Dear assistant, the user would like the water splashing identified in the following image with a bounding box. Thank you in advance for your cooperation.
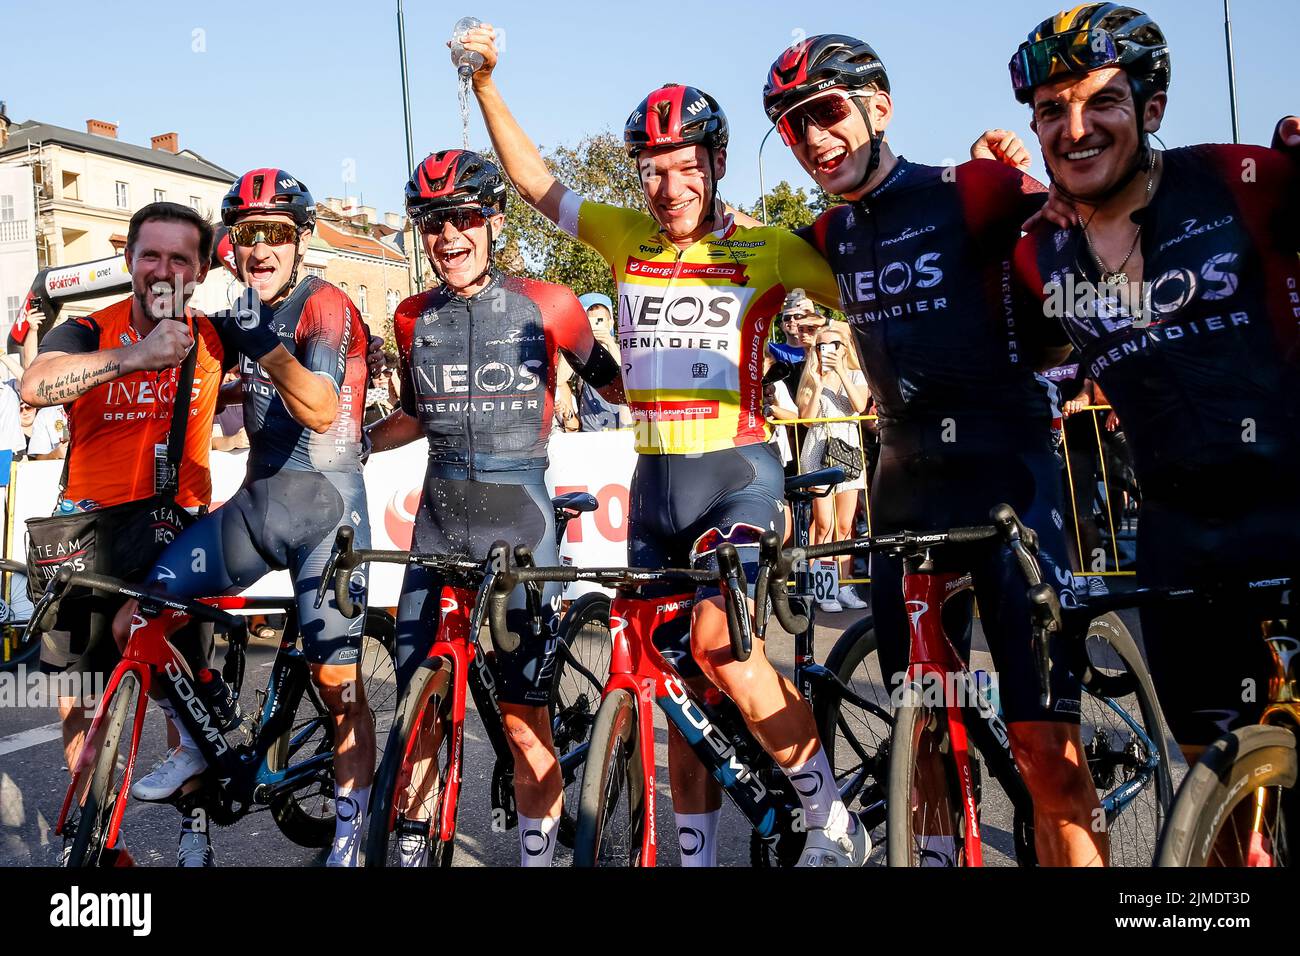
[458,70,472,150]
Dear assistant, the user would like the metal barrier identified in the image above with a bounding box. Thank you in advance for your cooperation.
[771,406,1138,586]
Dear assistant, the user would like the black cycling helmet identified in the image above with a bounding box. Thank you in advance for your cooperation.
[1009,3,1170,105]
[763,34,889,123]
[762,34,890,197]
[405,149,507,228]
[623,84,729,159]
[406,150,508,292]
[1010,5,1170,202]
[221,168,316,228]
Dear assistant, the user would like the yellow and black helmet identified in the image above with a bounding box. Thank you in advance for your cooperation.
[1009,4,1170,104]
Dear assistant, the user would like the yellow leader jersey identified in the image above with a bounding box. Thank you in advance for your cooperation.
[558,193,839,455]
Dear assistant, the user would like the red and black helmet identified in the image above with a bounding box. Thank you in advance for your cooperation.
[623,84,729,159]
[763,34,889,124]
[405,149,507,227]
[221,168,316,228]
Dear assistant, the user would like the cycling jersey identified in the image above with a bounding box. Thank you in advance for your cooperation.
[223,276,369,475]
[557,192,838,455]
[1016,142,1300,743]
[1014,144,1300,493]
[800,158,1056,452]
[36,299,227,509]
[392,271,603,480]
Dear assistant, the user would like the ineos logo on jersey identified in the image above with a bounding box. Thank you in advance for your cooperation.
[619,289,739,330]
[412,361,542,395]
[837,252,943,304]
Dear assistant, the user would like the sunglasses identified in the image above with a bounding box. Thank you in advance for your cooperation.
[1008,28,1122,96]
[775,90,862,147]
[416,207,490,235]
[229,221,300,247]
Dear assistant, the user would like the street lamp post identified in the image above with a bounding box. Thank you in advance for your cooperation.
[757,125,777,225]
[1223,0,1241,144]
[397,0,423,291]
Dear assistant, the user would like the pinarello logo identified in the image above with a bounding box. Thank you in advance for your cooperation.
[905,599,929,630]
[383,487,421,548]
[610,616,628,641]
[440,596,459,614]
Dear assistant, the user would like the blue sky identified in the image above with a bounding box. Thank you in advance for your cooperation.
[2,0,1295,216]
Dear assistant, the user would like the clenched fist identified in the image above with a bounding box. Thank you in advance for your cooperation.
[128,318,193,372]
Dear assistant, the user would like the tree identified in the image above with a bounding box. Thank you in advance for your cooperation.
[743,180,841,230]
[488,131,643,301]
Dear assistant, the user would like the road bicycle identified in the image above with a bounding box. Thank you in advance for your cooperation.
[322,493,609,866]
[763,504,1173,867]
[27,566,397,866]
[1031,574,1296,867]
[496,470,887,866]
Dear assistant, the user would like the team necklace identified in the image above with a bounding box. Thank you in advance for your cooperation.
[1076,150,1157,287]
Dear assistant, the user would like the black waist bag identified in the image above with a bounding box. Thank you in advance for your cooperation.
[25,320,199,602]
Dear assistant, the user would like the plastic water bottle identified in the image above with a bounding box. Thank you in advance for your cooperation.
[196,667,242,731]
[451,16,485,76]
[57,499,76,515]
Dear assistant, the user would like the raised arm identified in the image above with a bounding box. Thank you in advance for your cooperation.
[461,23,570,224]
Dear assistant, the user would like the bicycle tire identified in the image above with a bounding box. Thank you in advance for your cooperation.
[66,672,138,867]
[573,688,645,867]
[886,692,1036,866]
[551,591,611,849]
[1077,612,1174,866]
[364,658,456,868]
[752,617,892,867]
[0,620,39,673]
[270,614,398,848]
[1156,724,1297,867]
[814,617,892,835]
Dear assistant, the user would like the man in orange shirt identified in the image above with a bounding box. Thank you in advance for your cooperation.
[22,201,229,865]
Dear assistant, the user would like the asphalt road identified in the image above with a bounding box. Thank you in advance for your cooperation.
[0,601,1178,868]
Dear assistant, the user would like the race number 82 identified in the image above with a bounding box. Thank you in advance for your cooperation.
[811,560,840,602]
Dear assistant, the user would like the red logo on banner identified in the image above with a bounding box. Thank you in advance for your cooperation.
[384,487,421,548]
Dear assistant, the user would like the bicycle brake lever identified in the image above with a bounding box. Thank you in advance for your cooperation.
[1026,583,1061,709]
[716,543,753,662]
[315,526,354,610]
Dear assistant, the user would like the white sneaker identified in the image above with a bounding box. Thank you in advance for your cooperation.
[837,586,868,610]
[797,820,871,867]
[818,597,844,614]
[130,746,207,802]
[1087,575,1110,598]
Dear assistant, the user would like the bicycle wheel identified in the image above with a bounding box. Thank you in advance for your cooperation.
[887,691,1035,867]
[574,688,645,867]
[0,620,38,672]
[551,591,611,848]
[815,617,892,839]
[66,672,139,867]
[270,614,398,848]
[365,658,456,868]
[1077,612,1174,866]
[1157,725,1296,867]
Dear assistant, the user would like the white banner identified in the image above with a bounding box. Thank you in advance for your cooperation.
[7,431,638,607]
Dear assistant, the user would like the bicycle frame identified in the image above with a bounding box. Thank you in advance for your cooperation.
[55,595,319,849]
[603,591,797,867]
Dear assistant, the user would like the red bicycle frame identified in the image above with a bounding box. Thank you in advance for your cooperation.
[55,596,258,850]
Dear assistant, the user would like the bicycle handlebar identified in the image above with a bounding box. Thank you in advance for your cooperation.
[26,564,252,691]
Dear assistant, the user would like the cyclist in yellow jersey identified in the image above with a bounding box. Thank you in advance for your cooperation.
[461,24,867,866]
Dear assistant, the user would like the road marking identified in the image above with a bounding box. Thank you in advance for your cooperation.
[0,722,62,757]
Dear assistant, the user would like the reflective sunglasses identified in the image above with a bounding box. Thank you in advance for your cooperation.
[416,207,490,235]
[229,221,300,247]
[1009,28,1121,97]
[775,90,862,147]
